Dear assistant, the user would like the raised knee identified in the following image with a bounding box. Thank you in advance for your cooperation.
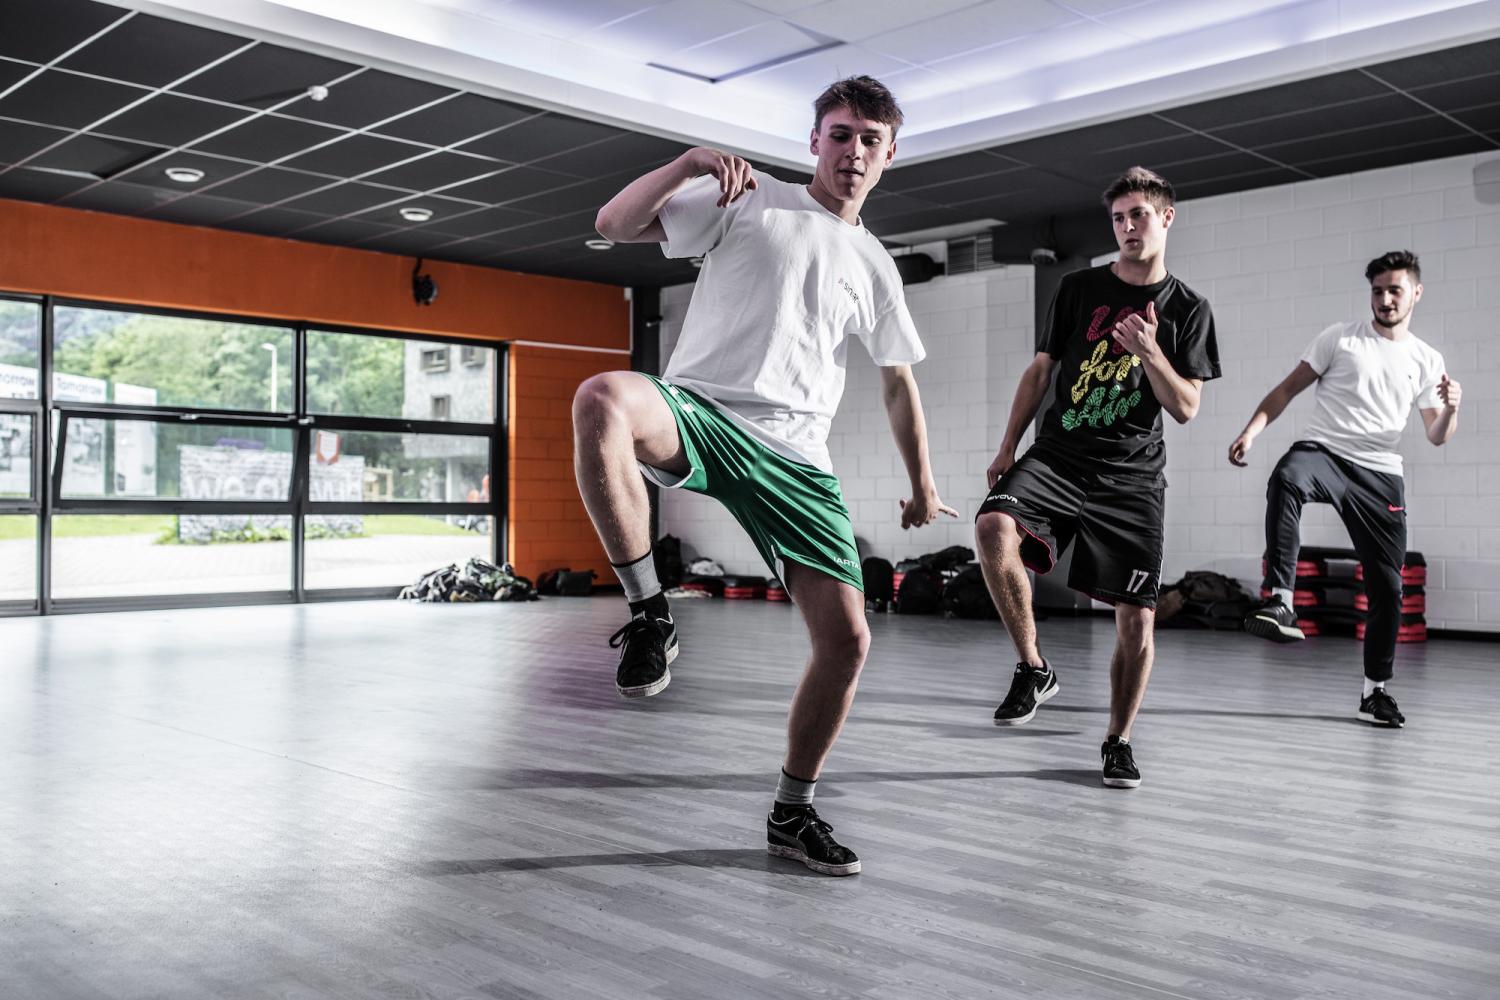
[572,373,627,429]
[976,511,1021,558]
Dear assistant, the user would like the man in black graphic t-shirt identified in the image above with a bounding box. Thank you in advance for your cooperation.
[975,166,1220,789]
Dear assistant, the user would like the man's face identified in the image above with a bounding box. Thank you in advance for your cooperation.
[1110,192,1173,262]
[1370,269,1422,328]
[810,107,895,203]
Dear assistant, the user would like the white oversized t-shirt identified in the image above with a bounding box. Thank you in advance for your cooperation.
[657,172,925,472]
[1300,320,1445,475]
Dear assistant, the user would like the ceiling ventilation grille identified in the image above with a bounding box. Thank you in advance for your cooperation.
[946,232,1002,275]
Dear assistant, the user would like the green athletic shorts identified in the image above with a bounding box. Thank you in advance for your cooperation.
[639,375,863,592]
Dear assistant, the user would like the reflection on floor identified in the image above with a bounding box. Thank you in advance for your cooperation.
[3,597,1497,999]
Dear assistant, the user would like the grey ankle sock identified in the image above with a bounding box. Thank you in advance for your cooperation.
[774,768,816,807]
[611,551,660,604]
[1271,587,1294,607]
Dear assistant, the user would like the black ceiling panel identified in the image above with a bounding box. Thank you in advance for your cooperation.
[0,166,95,202]
[1363,37,1500,90]
[63,179,181,214]
[441,165,576,205]
[172,43,358,108]
[350,193,483,228]
[1137,150,1279,187]
[530,131,691,179]
[877,151,1015,193]
[0,59,34,92]
[501,173,632,218]
[357,228,474,258]
[222,206,332,237]
[857,191,943,226]
[114,149,258,190]
[0,118,69,164]
[1297,134,1492,178]
[26,133,160,178]
[0,0,126,63]
[456,113,621,164]
[1264,114,1472,167]
[1210,94,1430,148]
[281,181,409,216]
[1173,165,1306,200]
[997,115,1189,166]
[281,133,424,177]
[371,92,537,146]
[58,13,249,88]
[0,70,144,129]
[481,209,599,249]
[418,205,547,238]
[189,114,347,163]
[1452,103,1500,133]
[207,166,337,204]
[1164,71,1391,131]
[290,69,456,130]
[95,93,249,148]
[362,151,507,193]
[296,217,402,245]
[1407,75,1500,113]
[757,165,815,185]
[146,194,261,226]
[896,172,1034,207]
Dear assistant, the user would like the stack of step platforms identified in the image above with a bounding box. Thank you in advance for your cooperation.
[1260,547,1426,642]
[722,575,767,600]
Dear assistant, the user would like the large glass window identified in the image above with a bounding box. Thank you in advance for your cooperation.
[50,513,291,599]
[1,413,32,499]
[307,330,495,422]
[0,299,41,400]
[57,418,295,501]
[0,515,36,603]
[309,429,488,504]
[303,514,493,590]
[52,306,293,412]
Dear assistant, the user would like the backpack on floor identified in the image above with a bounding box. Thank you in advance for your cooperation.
[919,545,975,574]
[896,566,943,615]
[653,534,685,589]
[1158,570,1254,629]
[861,557,895,611]
[940,564,999,620]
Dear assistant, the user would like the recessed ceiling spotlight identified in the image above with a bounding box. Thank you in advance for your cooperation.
[399,206,434,222]
[307,85,329,102]
[584,237,614,251]
[164,166,204,183]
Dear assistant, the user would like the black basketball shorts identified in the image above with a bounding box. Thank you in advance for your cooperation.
[976,448,1165,608]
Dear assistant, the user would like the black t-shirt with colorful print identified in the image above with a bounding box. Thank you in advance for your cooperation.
[1035,264,1220,483]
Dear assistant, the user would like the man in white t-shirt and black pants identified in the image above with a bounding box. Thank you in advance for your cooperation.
[573,77,956,876]
[1229,251,1461,727]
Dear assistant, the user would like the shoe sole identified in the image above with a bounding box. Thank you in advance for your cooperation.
[616,639,679,699]
[1356,710,1404,727]
[766,843,861,876]
[1102,775,1142,788]
[993,679,1059,726]
[1245,614,1305,643]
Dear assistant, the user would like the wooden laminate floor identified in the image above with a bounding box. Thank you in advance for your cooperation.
[2,597,1497,1000]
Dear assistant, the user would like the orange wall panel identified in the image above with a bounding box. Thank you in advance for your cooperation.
[0,198,628,349]
[508,345,625,584]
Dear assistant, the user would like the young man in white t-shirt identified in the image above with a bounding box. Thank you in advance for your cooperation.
[572,77,956,876]
[1228,251,1461,727]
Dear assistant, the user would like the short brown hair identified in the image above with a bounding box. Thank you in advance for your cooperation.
[813,76,903,138]
[1366,249,1421,284]
[1102,166,1175,214]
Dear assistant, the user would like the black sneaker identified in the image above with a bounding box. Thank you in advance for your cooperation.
[608,612,678,698]
[992,662,1059,726]
[1357,688,1405,728]
[1244,597,1305,643]
[1101,736,1141,788]
[766,806,861,876]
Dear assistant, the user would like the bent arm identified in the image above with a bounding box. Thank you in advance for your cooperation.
[594,156,699,243]
[998,352,1058,456]
[1140,354,1203,424]
[1240,361,1320,439]
[1421,405,1458,445]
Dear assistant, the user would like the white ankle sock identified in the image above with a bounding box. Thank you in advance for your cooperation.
[1271,587,1294,607]
[1363,678,1384,698]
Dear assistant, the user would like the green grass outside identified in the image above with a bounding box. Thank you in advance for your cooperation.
[0,513,475,541]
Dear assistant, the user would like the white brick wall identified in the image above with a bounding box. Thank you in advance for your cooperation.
[656,266,1034,574]
[1165,151,1500,633]
[657,150,1500,631]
